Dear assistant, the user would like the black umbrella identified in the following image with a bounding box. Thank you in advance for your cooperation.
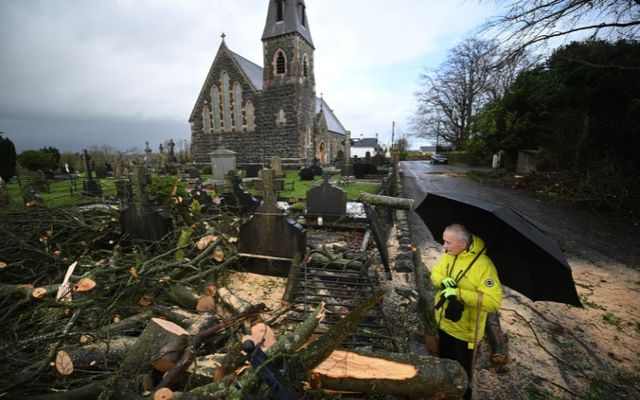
[415,192,582,307]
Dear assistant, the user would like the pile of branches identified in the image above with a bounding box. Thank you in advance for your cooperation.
[0,202,467,399]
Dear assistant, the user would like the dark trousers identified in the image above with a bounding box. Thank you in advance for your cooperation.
[439,329,473,399]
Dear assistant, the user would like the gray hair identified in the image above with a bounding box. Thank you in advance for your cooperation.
[445,223,471,245]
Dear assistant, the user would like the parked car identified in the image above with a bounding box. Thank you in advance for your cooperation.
[431,153,448,164]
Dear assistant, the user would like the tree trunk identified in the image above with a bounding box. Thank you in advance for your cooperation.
[412,247,439,355]
[119,318,189,387]
[216,287,252,315]
[167,284,200,311]
[486,312,508,365]
[309,349,467,398]
[67,336,136,370]
[357,192,414,210]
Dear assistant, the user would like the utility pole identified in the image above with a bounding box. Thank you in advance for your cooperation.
[391,121,395,151]
[435,121,440,153]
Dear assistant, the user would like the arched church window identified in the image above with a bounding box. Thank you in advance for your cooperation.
[246,101,255,131]
[302,54,309,78]
[221,71,232,131]
[210,85,221,132]
[233,83,243,130]
[201,102,211,133]
[275,50,286,75]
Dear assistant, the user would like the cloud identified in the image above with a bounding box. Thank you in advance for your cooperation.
[0,0,501,151]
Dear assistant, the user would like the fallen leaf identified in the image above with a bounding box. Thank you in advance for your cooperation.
[55,350,73,375]
[0,261,7,269]
[228,236,238,244]
[113,314,121,323]
[130,266,138,279]
[139,296,152,306]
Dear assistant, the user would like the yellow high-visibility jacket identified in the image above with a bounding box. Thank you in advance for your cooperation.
[431,235,502,348]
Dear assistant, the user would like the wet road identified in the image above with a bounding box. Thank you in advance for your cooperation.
[400,160,640,267]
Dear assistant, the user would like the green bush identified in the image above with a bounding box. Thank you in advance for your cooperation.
[0,134,17,182]
[447,151,491,167]
[18,148,61,171]
[146,176,188,206]
[201,165,212,175]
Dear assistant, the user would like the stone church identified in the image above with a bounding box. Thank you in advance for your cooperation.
[189,0,347,166]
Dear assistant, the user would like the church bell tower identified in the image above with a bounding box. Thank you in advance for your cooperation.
[259,0,316,161]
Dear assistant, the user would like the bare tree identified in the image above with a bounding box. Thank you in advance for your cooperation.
[414,38,499,149]
[482,0,640,55]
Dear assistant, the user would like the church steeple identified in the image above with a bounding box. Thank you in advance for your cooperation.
[262,0,314,48]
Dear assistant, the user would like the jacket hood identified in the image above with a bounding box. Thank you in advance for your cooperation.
[461,234,486,257]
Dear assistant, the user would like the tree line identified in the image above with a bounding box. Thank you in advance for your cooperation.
[413,1,640,215]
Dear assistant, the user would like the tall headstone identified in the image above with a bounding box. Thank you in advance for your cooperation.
[81,150,102,196]
[343,130,352,176]
[305,176,347,218]
[165,139,178,174]
[0,177,9,206]
[210,146,237,180]
[238,169,306,276]
[120,165,173,241]
[271,156,283,177]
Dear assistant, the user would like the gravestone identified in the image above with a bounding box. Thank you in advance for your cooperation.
[364,203,393,279]
[343,130,352,176]
[305,176,347,218]
[81,150,102,196]
[95,165,108,179]
[0,177,9,206]
[271,156,283,177]
[120,165,173,242]
[165,139,179,175]
[372,153,386,166]
[309,164,323,176]
[238,169,306,276]
[188,167,201,179]
[210,147,236,180]
[115,179,133,201]
[221,175,260,215]
[299,167,314,181]
[244,164,261,178]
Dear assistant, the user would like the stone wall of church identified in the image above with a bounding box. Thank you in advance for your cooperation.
[190,49,262,164]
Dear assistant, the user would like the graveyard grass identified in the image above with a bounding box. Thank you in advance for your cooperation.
[3,170,379,208]
[4,176,117,207]
[250,170,381,201]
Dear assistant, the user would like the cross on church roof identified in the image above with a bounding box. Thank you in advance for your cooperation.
[221,32,226,41]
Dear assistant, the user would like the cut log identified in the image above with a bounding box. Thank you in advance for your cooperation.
[154,388,175,400]
[95,310,153,337]
[196,295,215,312]
[240,323,276,351]
[486,312,509,365]
[309,349,467,398]
[216,287,252,315]
[157,303,266,390]
[168,284,200,311]
[299,291,384,371]
[357,192,414,210]
[68,336,137,371]
[119,318,189,385]
[74,278,96,293]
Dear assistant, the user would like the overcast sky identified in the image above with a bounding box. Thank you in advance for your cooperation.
[0,0,503,153]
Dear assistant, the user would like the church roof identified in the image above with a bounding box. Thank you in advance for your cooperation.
[353,138,378,147]
[262,0,314,48]
[227,49,346,136]
[230,50,264,90]
[315,97,346,135]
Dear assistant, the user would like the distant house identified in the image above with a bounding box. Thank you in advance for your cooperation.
[352,137,378,159]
